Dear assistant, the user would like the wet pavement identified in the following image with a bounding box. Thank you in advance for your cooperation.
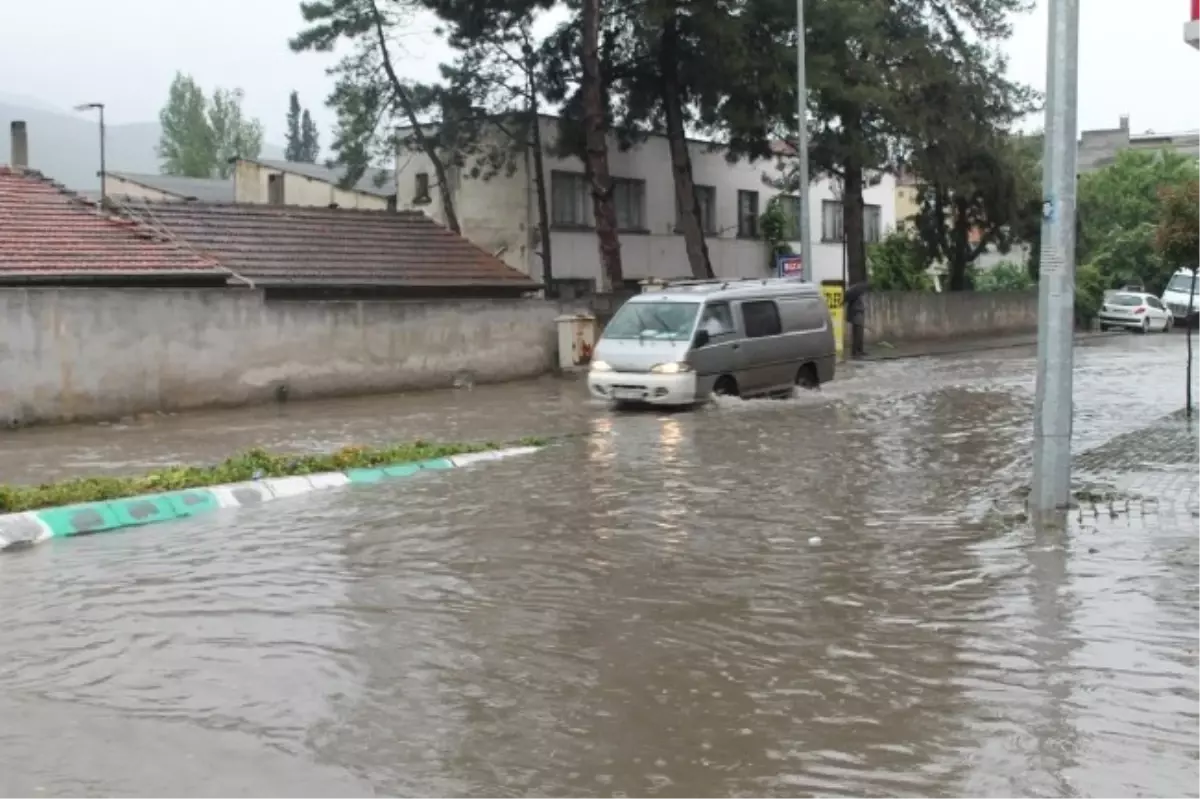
[0,333,1196,797]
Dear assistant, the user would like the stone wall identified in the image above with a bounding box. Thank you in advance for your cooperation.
[864,290,1038,345]
[0,288,561,425]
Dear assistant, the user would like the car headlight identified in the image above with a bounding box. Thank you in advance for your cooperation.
[590,360,613,372]
[650,362,693,374]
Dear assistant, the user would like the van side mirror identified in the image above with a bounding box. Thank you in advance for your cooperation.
[693,329,711,349]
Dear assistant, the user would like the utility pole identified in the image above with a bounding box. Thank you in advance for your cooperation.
[795,0,814,283]
[74,102,106,203]
[1030,0,1081,518]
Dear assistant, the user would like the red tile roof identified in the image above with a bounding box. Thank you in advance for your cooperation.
[110,199,540,292]
[0,167,226,281]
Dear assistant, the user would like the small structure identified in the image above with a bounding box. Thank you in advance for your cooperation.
[232,158,396,211]
[104,171,234,204]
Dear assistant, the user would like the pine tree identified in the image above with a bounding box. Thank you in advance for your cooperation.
[299,109,320,163]
[285,90,303,162]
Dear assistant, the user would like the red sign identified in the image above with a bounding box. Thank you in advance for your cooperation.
[1193,0,1198,21]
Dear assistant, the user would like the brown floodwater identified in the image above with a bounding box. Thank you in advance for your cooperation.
[0,334,1196,797]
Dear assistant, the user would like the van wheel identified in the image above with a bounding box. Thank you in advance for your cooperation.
[712,375,739,398]
[795,363,819,390]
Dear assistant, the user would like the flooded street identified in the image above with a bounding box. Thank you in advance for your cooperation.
[0,334,1196,797]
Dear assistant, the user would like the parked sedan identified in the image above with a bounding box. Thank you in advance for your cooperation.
[1098,292,1173,333]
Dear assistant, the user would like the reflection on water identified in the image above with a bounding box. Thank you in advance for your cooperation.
[0,335,1195,797]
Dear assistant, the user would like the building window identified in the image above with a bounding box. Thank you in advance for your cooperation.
[413,172,431,204]
[553,172,645,231]
[737,190,759,238]
[612,177,645,231]
[676,185,717,235]
[779,195,803,239]
[551,171,591,227]
[741,300,782,338]
[821,200,883,243]
[267,173,284,205]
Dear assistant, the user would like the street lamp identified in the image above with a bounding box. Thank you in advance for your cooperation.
[74,102,106,202]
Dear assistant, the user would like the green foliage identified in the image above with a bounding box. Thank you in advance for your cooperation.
[868,228,932,291]
[1074,262,1107,326]
[158,72,263,178]
[1155,178,1199,270]
[759,196,794,272]
[285,91,321,163]
[0,438,546,514]
[1077,149,1199,294]
[975,260,1034,292]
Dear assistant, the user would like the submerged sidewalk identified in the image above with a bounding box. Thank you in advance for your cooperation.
[855,330,1119,362]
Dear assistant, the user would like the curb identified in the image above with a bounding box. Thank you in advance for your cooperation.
[856,331,1120,363]
[0,445,541,551]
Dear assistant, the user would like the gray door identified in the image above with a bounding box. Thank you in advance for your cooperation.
[688,301,740,392]
[735,299,787,394]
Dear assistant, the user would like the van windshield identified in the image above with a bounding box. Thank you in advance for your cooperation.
[604,301,699,341]
[1166,273,1198,295]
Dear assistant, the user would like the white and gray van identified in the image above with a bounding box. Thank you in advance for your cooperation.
[1161,267,1198,323]
[587,277,836,407]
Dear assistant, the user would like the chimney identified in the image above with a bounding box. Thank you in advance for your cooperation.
[10,120,27,169]
[1119,114,1130,132]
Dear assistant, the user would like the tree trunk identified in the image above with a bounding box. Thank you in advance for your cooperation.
[660,15,713,280]
[367,0,460,234]
[843,158,867,285]
[527,79,554,294]
[947,199,972,291]
[580,0,623,292]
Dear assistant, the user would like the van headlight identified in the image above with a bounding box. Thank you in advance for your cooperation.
[650,362,693,374]
[590,360,613,372]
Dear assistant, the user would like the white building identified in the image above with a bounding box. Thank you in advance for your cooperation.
[395,116,895,291]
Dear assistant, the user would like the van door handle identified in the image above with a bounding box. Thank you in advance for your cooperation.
[731,343,740,350]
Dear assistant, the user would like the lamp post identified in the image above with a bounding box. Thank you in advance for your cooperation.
[795,0,814,282]
[74,102,106,202]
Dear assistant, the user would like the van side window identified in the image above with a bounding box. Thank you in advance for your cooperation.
[742,300,782,338]
[699,302,736,337]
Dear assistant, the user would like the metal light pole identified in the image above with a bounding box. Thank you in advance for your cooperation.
[795,0,814,282]
[74,102,106,202]
[1030,0,1081,518]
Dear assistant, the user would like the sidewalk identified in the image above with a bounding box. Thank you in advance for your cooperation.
[854,330,1118,362]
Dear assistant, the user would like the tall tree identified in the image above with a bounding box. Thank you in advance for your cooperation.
[159,74,263,179]
[300,109,321,162]
[291,0,461,233]
[579,0,624,291]
[285,90,304,161]
[423,0,557,288]
[208,88,264,178]
[906,52,1039,290]
[158,72,216,178]
[1155,178,1199,416]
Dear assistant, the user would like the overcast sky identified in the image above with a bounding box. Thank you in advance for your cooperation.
[3,0,1197,150]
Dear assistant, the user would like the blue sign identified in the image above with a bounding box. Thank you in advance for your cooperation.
[1042,195,1057,223]
[776,253,804,278]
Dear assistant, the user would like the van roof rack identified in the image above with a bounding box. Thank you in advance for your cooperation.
[641,276,808,292]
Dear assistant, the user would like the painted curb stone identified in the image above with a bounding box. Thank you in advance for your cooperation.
[0,446,539,551]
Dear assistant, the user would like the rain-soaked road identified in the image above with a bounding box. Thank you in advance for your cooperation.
[0,333,1196,797]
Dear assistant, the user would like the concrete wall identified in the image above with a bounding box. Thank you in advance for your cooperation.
[864,290,1037,345]
[396,117,897,286]
[233,161,389,210]
[0,289,561,425]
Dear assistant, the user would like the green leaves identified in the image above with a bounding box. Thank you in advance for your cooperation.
[286,90,321,163]
[1079,149,1199,293]
[156,72,264,179]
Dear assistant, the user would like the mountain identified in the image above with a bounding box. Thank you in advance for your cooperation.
[0,101,284,190]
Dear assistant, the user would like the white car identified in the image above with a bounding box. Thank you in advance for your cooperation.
[1097,291,1173,333]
